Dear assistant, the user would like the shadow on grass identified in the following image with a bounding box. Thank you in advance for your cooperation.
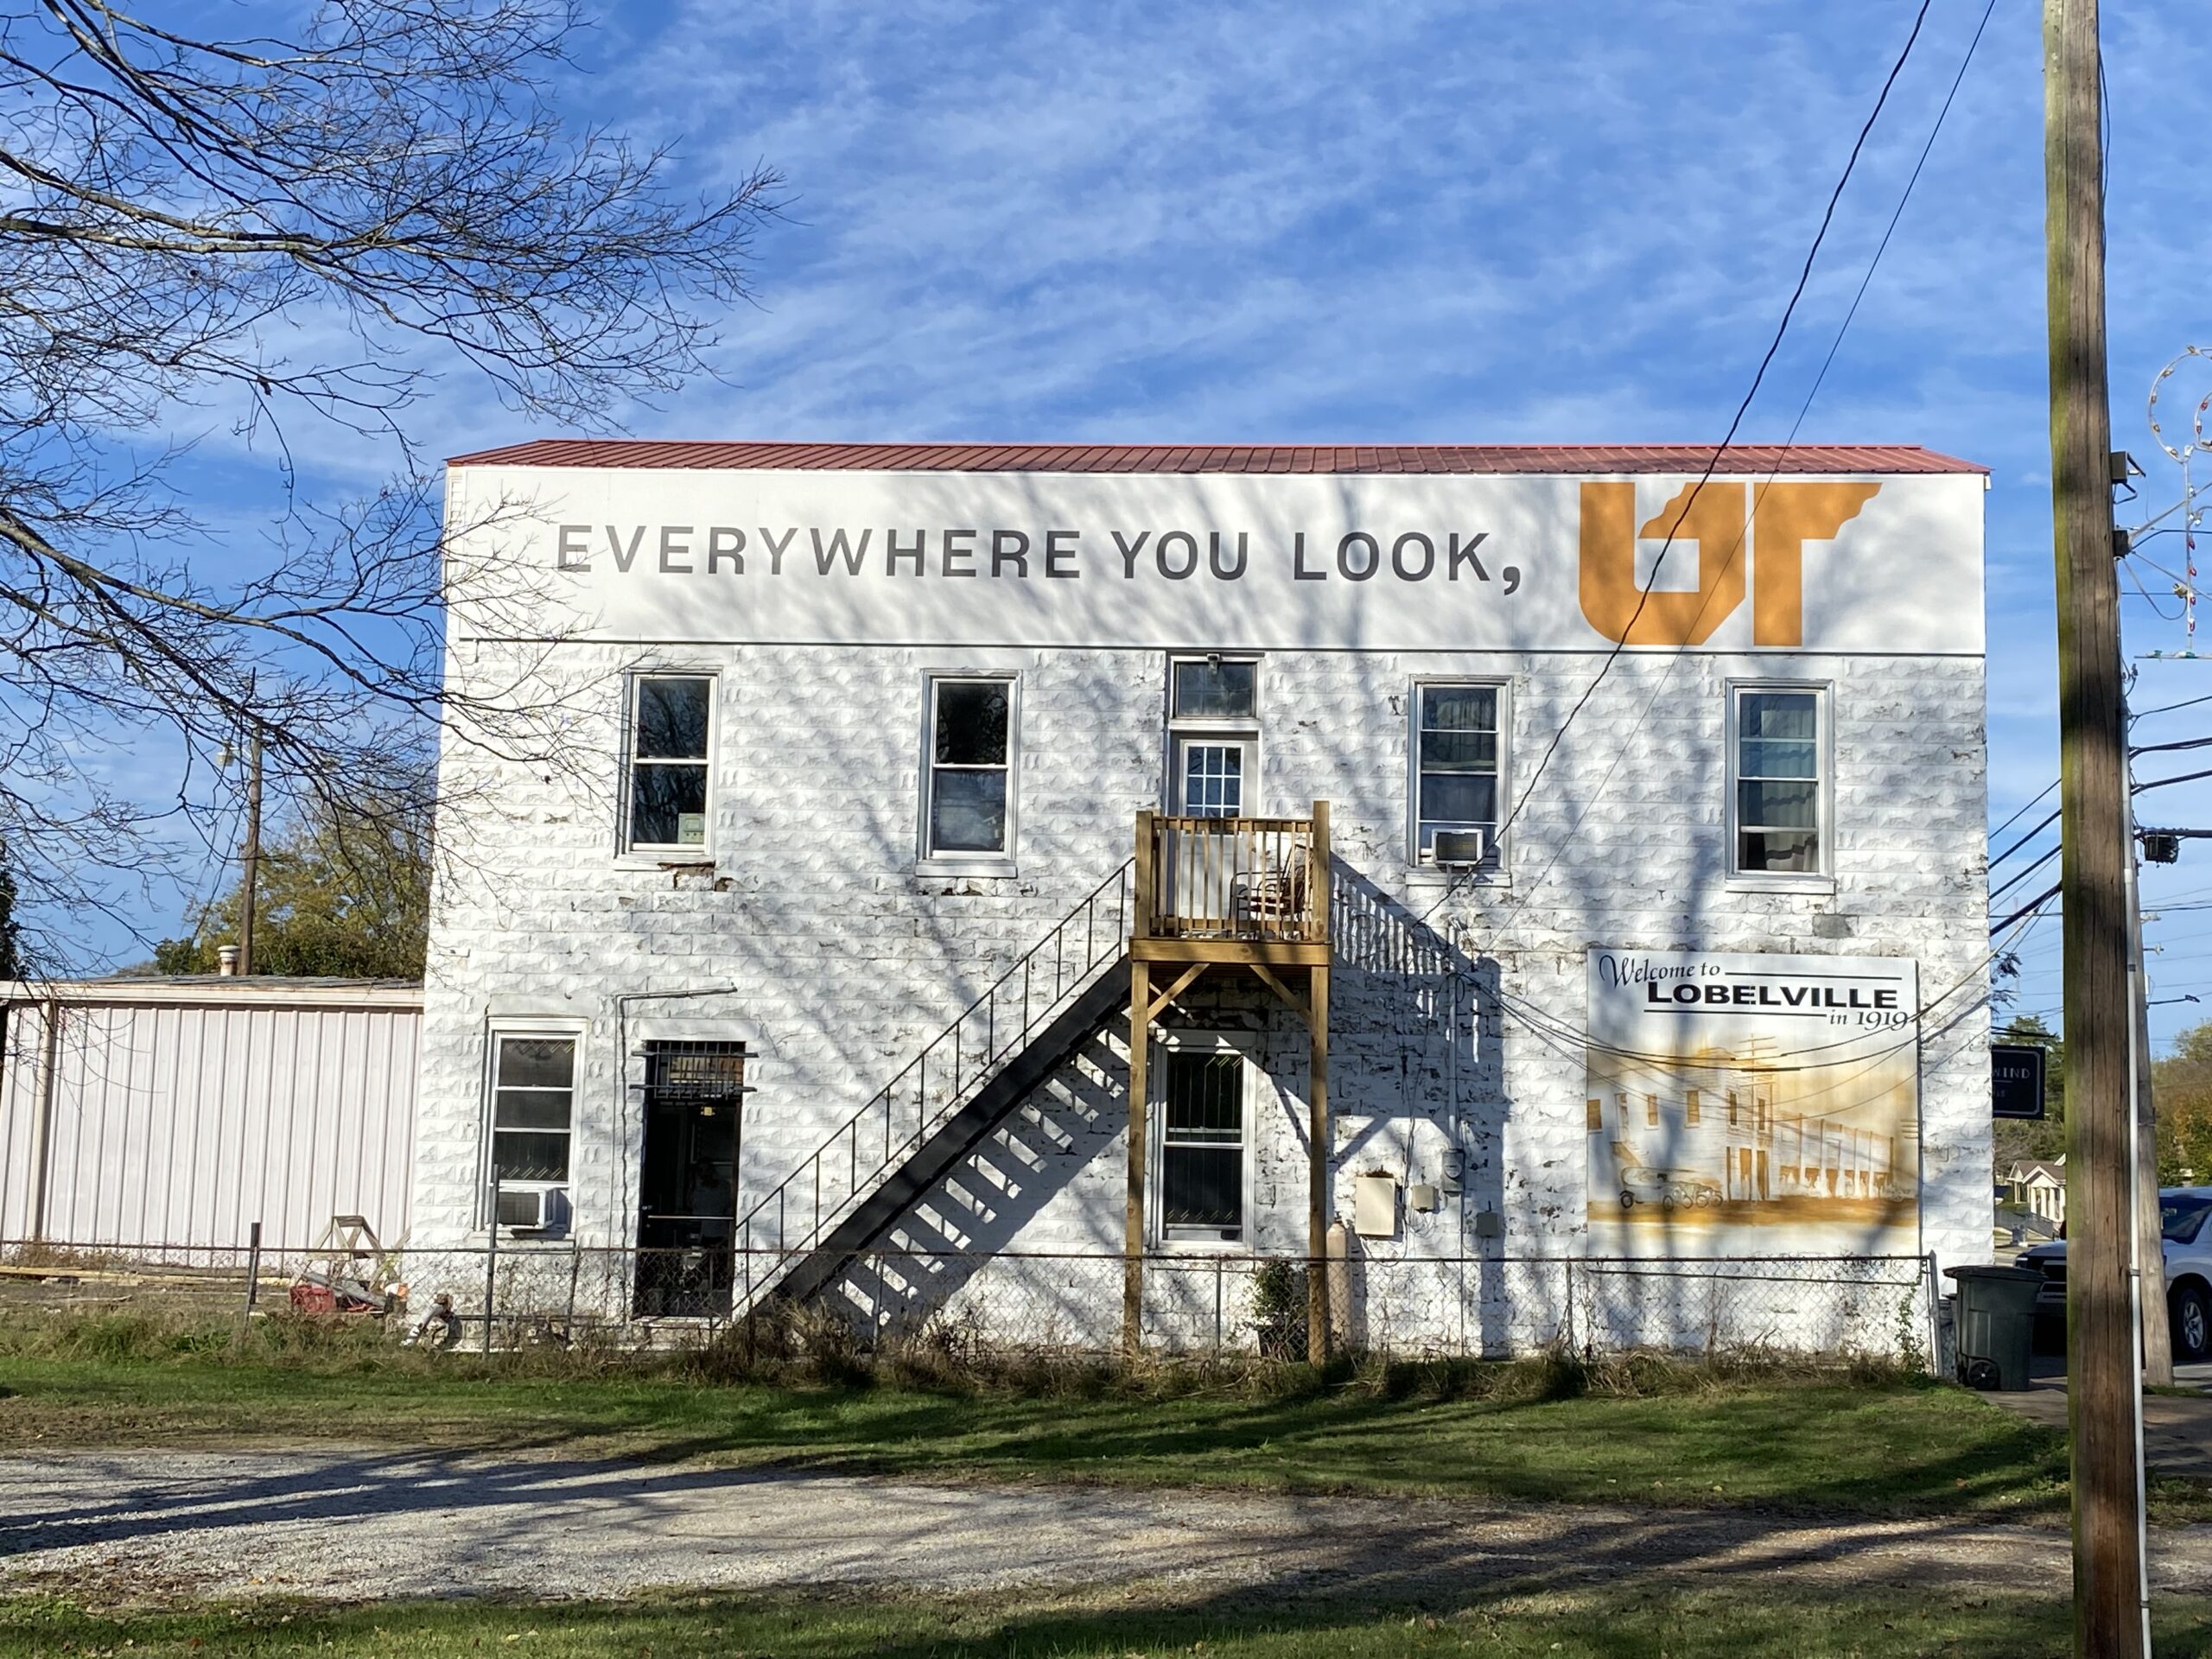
[0,1354,2144,1526]
[6,1579,2205,1659]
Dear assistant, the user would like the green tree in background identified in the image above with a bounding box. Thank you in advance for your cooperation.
[155,774,429,980]
[2154,1020,2212,1185]
[0,847,21,979]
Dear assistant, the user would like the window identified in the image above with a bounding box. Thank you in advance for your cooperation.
[1726,1089,1739,1128]
[1586,1096,1604,1132]
[1167,657,1259,818]
[1685,1088,1701,1126]
[1172,658,1257,722]
[1159,1045,1247,1242]
[628,676,712,851]
[1412,682,1503,865]
[1732,686,1826,875]
[1644,1094,1658,1128]
[489,1033,576,1187]
[923,675,1017,859]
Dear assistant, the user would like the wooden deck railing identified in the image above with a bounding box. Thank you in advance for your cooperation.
[1135,803,1330,945]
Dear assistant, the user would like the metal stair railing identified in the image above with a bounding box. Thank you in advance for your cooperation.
[735,860,1134,1308]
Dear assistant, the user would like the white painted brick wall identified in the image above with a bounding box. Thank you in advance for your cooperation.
[414,640,1990,1344]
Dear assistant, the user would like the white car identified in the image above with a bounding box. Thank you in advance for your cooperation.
[2015,1185,2212,1363]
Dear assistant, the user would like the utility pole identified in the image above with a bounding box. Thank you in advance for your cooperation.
[237,724,263,977]
[2044,3,2150,1653]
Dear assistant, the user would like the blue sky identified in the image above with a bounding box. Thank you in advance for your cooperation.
[105,1,2212,1047]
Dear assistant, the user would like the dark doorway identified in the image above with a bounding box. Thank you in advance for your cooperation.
[633,1042,747,1318]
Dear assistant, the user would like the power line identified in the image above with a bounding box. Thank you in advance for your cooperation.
[1413,0,1942,940]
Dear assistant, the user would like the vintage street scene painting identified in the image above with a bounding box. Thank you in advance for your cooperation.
[1586,949,1920,1255]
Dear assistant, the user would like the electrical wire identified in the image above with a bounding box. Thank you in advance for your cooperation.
[1412,0,1939,938]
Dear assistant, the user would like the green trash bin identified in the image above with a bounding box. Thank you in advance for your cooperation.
[1945,1264,2044,1391]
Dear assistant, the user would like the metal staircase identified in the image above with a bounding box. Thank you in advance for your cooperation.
[734,861,1134,1314]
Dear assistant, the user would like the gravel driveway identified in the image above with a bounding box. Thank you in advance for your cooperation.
[7,1448,2212,1605]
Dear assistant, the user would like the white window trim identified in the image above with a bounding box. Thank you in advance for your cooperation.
[1405,676,1511,878]
[1725,678,1836,893]
[916,670,1020,877]
[621,671,718,859]
[479,1020,585,1230]
[1165,654,1262,817]
[1147,1029,1259,1251]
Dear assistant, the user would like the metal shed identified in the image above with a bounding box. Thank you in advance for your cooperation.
[0,977,422,1255]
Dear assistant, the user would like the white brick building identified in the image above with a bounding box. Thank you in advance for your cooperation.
[413,442,1990,1354]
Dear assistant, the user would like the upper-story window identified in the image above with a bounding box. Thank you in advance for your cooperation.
[1731,685,1827,876]
[923,673,1018,861]
[628,675,713,852]
[1411,681,1504,867]
[1167,656,1259,818]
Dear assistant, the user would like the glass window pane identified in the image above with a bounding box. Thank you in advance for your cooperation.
[632,762,708,846]
[930,769,1007,852]
[1180,743,1243,817]
[1421,685,1497,733]
[1421,773,1497,826]
[637,677,711,760]
[1739,737,1816,779]
[1740,691,1816,742]
[933,680,1010,765]
[1162,1146,1242,1229]
[1739,779,1817,828]
[1420,729,1498,771]
[494,1088,572,1131]
[1739,829,1820,872]
[493,1129,570,1185]
[1172,660,1257,721]
[496,1038,575,1090]
[1166,1052,1243,1139]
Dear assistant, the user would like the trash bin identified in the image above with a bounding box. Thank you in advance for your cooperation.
[1944,1264,2044,1391]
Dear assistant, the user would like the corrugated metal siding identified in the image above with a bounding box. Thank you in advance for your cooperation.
[0,995,421,1250]
[444,439,1988,475]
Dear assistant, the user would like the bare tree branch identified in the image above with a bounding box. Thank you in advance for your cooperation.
[0,0,782,970]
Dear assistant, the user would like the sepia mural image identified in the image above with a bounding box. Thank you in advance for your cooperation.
[1585,949,1921,1255]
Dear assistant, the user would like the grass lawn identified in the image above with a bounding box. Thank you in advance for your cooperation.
[0,1344,2143,1522]
[4,1580,2211,1659]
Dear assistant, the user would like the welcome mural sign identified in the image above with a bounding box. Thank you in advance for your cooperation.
[1584,949,1921,1255]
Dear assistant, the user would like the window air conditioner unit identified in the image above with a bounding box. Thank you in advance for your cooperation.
[495,1185,554,1231]
[1432,830,1487,869]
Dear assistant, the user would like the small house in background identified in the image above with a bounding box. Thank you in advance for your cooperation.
[0,976,422,1257]
[2004,1158,2067,1233]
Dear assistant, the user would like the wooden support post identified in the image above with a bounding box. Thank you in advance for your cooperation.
[1125,956,1150,1354]
[1306,798,1332,1365]
[1307,961,1332,1366]
[2044,3,2149,1651]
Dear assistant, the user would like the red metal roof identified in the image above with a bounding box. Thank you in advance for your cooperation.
[445,440,1985,475]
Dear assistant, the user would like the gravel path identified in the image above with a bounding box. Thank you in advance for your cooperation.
[6,1448,2212,1606]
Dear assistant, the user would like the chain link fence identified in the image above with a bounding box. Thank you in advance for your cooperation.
[0,1236,1939,1368]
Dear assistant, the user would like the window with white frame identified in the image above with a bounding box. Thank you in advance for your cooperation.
[1411,682,1503,865]
[1158,1044,1248,1242]
[1166,657,1260,818]
[487,1033,576,1187]
[923,674,1016,859]
[628,675,713,851]
[1732,685,1826,874]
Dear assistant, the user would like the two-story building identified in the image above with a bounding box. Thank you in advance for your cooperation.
[411,441,1991,1355]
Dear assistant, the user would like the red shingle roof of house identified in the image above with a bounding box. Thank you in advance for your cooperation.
[446,441,1984,475]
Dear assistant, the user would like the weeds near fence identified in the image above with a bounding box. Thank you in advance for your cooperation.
[0,1294,1931,1411]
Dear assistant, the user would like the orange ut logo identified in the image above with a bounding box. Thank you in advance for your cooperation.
[1578,480,1879,646]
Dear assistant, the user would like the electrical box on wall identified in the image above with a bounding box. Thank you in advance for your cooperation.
[1353,1172,1399,1238]
[1408,1182,1440,1213]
